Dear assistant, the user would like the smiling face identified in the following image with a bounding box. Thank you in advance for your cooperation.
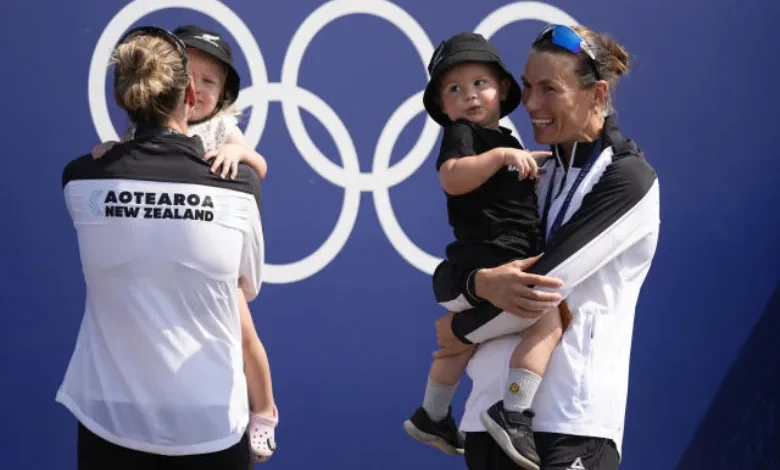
[438,62,510,129]
[521,50,607,146]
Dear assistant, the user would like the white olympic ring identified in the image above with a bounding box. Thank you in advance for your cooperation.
[89,0,580,284]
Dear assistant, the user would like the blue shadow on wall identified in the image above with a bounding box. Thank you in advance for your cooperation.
[676,283,780,469]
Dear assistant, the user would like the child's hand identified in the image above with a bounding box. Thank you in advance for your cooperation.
[205,143,269,181]
[92,141,118,160]
[503,148,551,180]
[204,143,246,180]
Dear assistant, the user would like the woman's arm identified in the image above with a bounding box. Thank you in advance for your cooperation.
[456,153,660,344]
[499,153,659,297]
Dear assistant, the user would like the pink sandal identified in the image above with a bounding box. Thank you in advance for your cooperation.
[248,407,278,462]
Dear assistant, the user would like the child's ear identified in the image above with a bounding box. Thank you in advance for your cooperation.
[499,78,511,101]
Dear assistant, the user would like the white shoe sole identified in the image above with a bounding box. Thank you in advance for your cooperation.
[403,420,464,456]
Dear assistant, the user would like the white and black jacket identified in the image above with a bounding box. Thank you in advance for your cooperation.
[456,116,661,457]
[57,130,264,456]
[450,116,659,344]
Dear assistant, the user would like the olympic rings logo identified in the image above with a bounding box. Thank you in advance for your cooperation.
[88,0,580,284]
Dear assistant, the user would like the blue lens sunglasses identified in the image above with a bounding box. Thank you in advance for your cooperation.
[533,24,601,80]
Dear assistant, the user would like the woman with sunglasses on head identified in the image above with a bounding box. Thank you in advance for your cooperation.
[57,26,263,469]
[433,25,660,470]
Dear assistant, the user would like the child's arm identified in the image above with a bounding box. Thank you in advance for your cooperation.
[238,287,275,417]
[436,121,549,195]
[204,129,267,180]
[92,125,136,160]
[224,130,267,179]
[439,147,506,195]
[92,141,118,160]
[439,147,550,195]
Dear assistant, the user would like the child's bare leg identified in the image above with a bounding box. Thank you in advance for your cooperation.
[504,306,563,412]
[423,345,475,420]
[243,336,275,415]
[404,323,471,455]
[479,305,569,468]
[430,345,475,385]
[238,288,275,416]
[238,289,279,461]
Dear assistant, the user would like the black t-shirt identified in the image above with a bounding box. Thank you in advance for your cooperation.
[436,119,541,268]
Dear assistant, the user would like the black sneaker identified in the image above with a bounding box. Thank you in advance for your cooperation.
[403,406,465,455]
[479,401,540,470]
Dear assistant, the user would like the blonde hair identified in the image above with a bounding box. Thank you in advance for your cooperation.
[111,34,190,127]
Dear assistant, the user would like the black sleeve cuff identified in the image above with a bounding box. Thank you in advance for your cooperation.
[463,269,485,305]
[450,313,474,345]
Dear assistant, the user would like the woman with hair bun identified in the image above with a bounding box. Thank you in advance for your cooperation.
[433,25,660,470]
[57,26,265,469]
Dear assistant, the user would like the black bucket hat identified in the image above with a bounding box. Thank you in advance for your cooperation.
[173,25,240,107]
[423,32,522,126]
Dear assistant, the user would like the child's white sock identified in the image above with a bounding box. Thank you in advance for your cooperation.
[422,377,457,422]
[504,368,541,412]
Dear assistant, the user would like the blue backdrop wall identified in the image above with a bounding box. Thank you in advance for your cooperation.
[0,0,778,469]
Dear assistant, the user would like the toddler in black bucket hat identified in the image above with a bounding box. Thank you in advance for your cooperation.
[404,32,565,470]
[423,32,522,126]
[173,25,241,113]
[94,25,267,180]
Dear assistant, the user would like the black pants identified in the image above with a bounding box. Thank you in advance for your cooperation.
[464,432,620,470]
[77,422,251,470]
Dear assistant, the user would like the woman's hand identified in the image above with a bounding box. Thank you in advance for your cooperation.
[474,255,564,318]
